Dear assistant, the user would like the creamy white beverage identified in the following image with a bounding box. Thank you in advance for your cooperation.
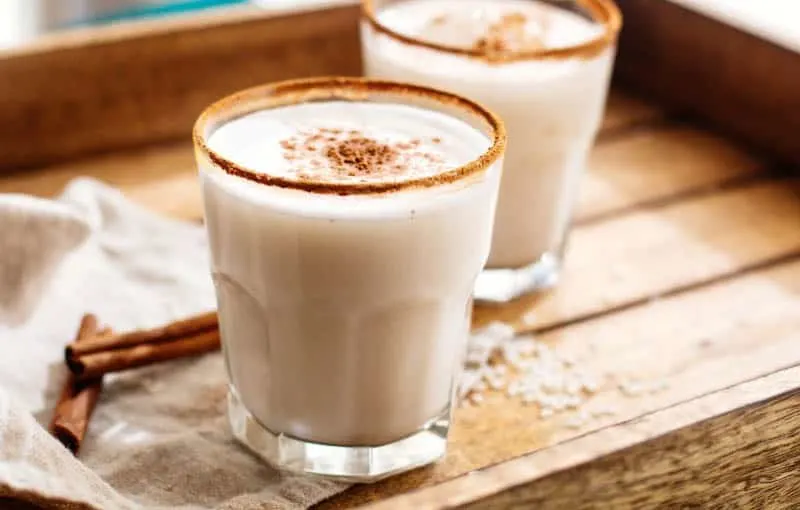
[193,79,505,480]
[362,0,621,301]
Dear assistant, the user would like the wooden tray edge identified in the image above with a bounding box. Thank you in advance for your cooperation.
[615,0,800,167]
[0,2,361,171]
[360,364,800,508]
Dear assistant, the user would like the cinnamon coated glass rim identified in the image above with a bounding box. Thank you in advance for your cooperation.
[193,76,506,196]
[361,0,623,63]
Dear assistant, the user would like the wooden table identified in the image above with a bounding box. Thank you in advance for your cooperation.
[1,3,798,507]
[3,87,798,509]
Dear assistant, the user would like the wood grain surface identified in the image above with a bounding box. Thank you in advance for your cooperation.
[459,388,800,510]
[475,179,800,331]
[598,90,662,135]
[580,124,767,222]
[4,87,798,509]
[319,257,800,508]
[363,366,800,510]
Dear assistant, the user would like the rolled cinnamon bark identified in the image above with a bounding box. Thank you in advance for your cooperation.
[65,311,218,359]
[50,314,107,454]
[68,329,221,381]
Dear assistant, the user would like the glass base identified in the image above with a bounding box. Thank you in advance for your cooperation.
[474,252,561,304]
[227,390,449,482]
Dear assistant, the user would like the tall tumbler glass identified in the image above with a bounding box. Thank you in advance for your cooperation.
[361,0,622,302]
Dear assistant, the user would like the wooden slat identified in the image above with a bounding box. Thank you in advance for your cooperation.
[318,259,800,508]
[579,125,766,222]
[362,367,800,510]
[599,90,662,134]
[476,179,800,332]
[458,388,800,509]
[0,4,361,170]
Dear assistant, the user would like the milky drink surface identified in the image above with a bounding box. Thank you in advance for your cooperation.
[201,100,501,446]
[363,0,616,268]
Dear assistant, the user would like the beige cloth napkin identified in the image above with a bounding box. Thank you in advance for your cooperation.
[0,179,347,509]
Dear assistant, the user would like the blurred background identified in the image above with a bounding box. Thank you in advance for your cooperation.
[0,0,328,49]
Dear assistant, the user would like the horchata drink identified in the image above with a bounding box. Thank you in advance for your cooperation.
[193,78,505,481]
[361,0,621,302]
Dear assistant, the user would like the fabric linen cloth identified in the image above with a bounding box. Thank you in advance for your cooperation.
[0,179,347,509]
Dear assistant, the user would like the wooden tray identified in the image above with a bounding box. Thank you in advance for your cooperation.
[616,0,800,166]
[1,4,798,509]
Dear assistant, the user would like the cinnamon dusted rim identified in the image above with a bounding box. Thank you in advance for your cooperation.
[361,0,622,63]
[193,77,506,196]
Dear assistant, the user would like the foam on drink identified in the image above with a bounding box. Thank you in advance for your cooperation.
[379,0,603,57]
[208,101,486,184]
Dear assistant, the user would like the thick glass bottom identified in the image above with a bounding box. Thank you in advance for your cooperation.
[474,252,561,304]
[227,389,449,482]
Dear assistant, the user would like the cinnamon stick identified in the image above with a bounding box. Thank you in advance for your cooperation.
[68,329,221,381]
[50,314,107,454]
[65,310,218,359]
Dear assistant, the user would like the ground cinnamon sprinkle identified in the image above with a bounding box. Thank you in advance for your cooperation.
[473,12,544,55]
[324,135,399,177]
[279,128,448,181]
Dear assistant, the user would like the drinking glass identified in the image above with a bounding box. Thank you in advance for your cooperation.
[362,0,622,302]
[193,77,506,481]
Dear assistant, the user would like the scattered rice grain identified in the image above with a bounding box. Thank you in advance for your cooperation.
[520,309,538,326]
